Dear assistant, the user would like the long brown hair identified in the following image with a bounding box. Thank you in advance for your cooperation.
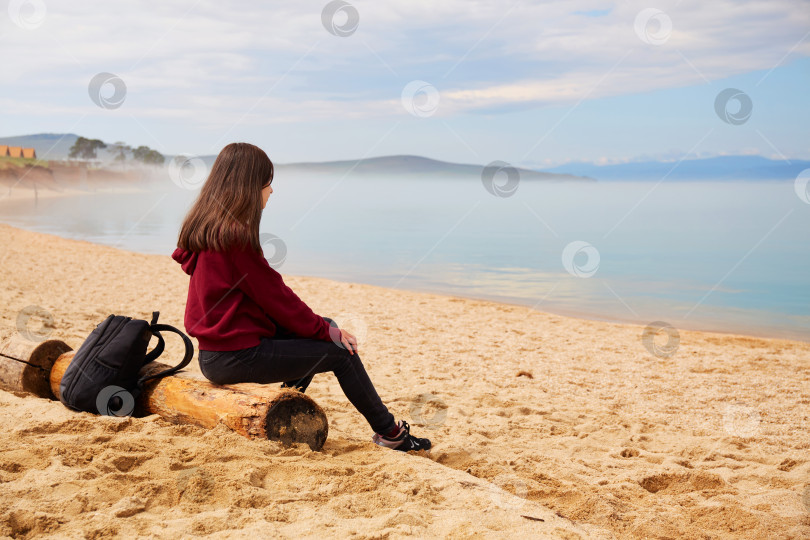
[177,142,273,254]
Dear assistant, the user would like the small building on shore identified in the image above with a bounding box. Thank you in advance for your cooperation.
[1,146,37,159]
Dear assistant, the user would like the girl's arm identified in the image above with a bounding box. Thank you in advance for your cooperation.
[231,246,339,342]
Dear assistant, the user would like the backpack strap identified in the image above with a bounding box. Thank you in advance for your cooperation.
[143,311,165,363]
[136,321,194,387]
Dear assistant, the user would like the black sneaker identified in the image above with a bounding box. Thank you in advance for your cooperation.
[372,420,432,452]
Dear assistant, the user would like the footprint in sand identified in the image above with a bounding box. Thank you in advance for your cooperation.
[434,448,475,470]
[109,453,152,473]
[638,471,726,495]
[777,457,800,471]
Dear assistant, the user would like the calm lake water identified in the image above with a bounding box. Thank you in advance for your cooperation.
[2,176,808,341]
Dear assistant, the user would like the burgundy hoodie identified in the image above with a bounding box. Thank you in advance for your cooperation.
[171,244,336,351]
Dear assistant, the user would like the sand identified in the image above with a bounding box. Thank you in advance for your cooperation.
[0,221,808,539]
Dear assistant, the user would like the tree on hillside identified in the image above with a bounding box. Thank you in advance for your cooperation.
[132,145,165,166]
[68,137,107,162]
[108,141,132,171]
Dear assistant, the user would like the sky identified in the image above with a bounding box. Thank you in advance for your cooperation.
[1,0,809,169]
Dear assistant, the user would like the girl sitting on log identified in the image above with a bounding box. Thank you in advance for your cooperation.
[171,142,431,453]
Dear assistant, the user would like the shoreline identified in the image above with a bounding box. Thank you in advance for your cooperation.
[1,219,805,352]
[0,213,805,345]
[411,286,810,344]
[289,272,810,345]
[0,184,152,204]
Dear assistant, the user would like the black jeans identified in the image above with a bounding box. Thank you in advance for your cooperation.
[197,317,397,435]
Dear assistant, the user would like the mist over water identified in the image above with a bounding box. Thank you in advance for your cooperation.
[2,176,808,341]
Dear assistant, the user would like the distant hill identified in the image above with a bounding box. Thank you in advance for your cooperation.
[6,133,805,182]
[167,153,589,181]
[543,155,810,181]
[275,155,586,181]
[0,134,588,181]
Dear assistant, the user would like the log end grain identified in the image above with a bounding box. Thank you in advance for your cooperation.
[0,337,73,399]
[264,391,329,451]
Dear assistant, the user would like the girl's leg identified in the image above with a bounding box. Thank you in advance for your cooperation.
[274,317,333,391]
[261,338,397,434]
[200,336,397,435]
[272,321,313,391]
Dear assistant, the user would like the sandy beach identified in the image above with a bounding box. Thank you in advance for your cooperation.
[0,221,808,538]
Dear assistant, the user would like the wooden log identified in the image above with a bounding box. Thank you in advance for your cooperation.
[0,335,72,399]
[49,351,329,451]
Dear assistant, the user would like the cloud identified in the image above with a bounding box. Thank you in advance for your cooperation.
[0,0,808,124]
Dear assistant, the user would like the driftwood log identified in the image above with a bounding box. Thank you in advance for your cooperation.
[0,337,329,451]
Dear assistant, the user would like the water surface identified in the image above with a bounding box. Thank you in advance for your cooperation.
[2,177,808,341]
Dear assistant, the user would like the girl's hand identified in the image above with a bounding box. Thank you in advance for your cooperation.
[339,329,359,355]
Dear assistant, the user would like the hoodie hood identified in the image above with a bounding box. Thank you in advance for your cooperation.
[172,247,199,275]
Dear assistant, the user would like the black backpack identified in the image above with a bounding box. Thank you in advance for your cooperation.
[59,311,194,417]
